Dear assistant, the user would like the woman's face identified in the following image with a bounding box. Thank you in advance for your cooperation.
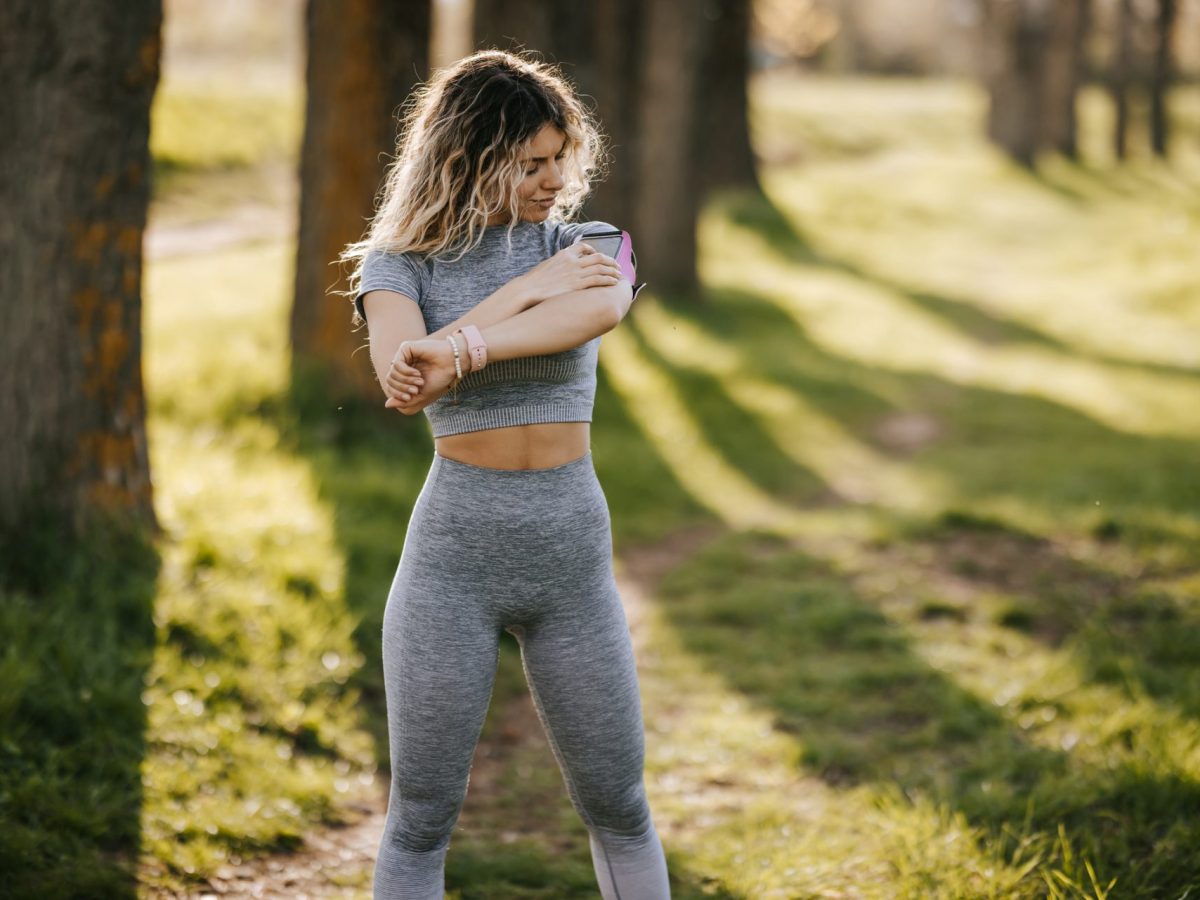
[496,123,567,225]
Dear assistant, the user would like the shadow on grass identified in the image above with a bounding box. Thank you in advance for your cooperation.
[284,360,709,770]
[632,270,1200,720]
[0,515,160,899]
[724,178,1200,381]
[654,526,1200,896]
[283,362,715,895]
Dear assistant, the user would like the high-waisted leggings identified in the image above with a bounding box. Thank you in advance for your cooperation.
[372,449,671,899]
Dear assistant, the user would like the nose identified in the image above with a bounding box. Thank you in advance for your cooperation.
[544,160,565,191]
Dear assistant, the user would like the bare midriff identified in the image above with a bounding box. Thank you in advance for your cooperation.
[434,422,590,470]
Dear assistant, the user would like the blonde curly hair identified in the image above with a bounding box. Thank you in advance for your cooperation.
[338,49,610,328]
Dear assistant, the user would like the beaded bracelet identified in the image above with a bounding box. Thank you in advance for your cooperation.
[445,334,464,405]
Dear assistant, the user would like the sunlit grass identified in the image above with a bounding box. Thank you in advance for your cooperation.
[150,87,302,173]
[10,68,1194,897]
[136,242,380,892]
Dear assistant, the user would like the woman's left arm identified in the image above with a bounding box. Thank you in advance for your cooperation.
[478,278,632,359]
[384,279,633,412]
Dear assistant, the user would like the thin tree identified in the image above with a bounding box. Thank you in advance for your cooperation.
[697,0,763,196]
[1150,0,1179,157]
[983,0,1053,168]
[1043,0,1091,159]
[0,1,162,546]
[291,0,432,404]
[633,0,711,294]
[1111,0,1136,160]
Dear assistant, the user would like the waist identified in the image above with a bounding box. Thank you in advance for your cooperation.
[433,421,590,470]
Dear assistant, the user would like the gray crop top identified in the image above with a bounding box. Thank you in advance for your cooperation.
[354,218,639,438]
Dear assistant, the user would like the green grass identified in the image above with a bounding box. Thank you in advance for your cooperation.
[3,70,1199,897]
[150,86,302,175]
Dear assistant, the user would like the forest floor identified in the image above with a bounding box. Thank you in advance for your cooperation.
[5,68,1195,900]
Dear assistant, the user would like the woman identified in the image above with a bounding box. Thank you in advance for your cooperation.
[339,49,668,899]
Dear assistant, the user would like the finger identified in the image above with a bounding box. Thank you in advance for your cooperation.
[390,358,421,376]
[388,370,422,389]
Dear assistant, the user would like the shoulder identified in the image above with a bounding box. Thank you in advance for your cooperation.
[364,246,429,274]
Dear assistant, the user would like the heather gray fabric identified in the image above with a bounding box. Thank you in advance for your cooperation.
[353,219,645,438]
[372,449,671,899]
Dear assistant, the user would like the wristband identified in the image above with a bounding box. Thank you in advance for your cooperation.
[455,324,487,373]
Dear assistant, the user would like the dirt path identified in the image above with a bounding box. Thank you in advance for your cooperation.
[151,524,720,898]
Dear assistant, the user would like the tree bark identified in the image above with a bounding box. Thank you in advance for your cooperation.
[472,0,551,55]
[697,0,762,195]
[0,0,161,539]
[633,0,710,295]
[291,0,432,404]
[1150,0,1178,157]
[983,0,1054,168]
[1042,0,1090,159]
[1112,0,1136,160]
[569,0,643,232]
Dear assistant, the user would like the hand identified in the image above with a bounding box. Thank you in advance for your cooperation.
[512,242,623,306]
[384,338,460,413]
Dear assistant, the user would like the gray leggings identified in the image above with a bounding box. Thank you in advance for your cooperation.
[372,449,671,899]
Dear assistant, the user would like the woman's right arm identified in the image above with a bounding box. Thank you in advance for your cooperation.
[364,278,532,402]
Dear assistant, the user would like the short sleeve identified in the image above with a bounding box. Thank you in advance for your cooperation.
[555,220,620,253]
[354,249,425,323]
[557,220,647,302]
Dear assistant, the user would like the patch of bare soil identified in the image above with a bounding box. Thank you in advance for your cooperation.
[869,410,946,456]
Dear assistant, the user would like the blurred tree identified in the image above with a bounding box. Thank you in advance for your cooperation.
[0,0,161,543]
[983,0,1051,167]
[1111,0,1137,159]
[982,0,1091,168]
[633,0,712,294]
[1150,0,1179,155]
[697,0,764,196]
[291,0,432,405]
[1043,0,1091,158]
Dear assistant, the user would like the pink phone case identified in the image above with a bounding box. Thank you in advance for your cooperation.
[615,230,637,285]
[576,230,646,301]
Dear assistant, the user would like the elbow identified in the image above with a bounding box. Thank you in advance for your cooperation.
[596,279,634,333]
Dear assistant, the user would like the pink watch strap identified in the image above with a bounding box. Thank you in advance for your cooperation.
[456,324,487,372]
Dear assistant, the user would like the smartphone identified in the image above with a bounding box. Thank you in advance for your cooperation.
[577,230,624,258]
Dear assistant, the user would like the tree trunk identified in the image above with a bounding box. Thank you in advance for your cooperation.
[697,0,762,195]
[1112,0,1135,160]
[633,0,709,295]
[983,0,1053,168]
[291,0,432,405]
[568,0,643,232]
[1150,0,1178,157]
[0,0,161,540]
[1042,0,1090,159]
[472,0,551,54]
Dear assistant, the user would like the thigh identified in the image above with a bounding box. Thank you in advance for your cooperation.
[517,576,650,833]
[382,554,500,803]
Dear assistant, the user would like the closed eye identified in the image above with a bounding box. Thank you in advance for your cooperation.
[526,152,566,176]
